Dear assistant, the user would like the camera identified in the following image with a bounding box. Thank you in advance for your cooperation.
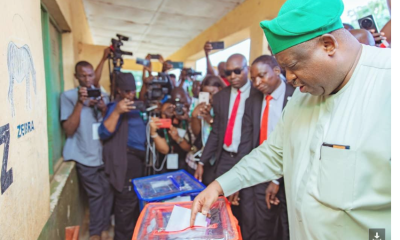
[109,34,134,100]
[87,88,101,98]
[358,15,381,43]
[185,68,202,77]
[110,34,133,70]
[146,73,171,100]
[173,98,186,116]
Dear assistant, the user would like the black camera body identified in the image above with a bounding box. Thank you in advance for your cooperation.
[110,34,133,70]
[358,15,381,44]
[146,73,171,100]
[87,88,101,98]
[175,102,185,116]
[185,68,202,77]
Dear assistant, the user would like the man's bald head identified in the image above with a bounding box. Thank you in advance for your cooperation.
[227,54,247,66]
[275,28,362,96]
[225,54,249,89]
[218,62,226,78]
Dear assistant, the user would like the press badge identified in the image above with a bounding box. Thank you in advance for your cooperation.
[167,153,179,170]
[92,123,101,140]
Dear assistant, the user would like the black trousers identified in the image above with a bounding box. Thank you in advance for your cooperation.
[75,162,113,237]
[113,150,145,240]
[255,181,289,240]
[215,150,244,231]
[216,151,289,240]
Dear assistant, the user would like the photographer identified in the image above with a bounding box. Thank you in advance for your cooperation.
[149,88,192,173]
[60,61,112,240]
[187,75,224,185]
[139,54,174,103]
[99,73,147,240]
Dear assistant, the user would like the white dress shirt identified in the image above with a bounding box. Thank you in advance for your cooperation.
[223,80,251,153]
[217,45,391,239]
[260,79,286,137]
[260,80,286,185]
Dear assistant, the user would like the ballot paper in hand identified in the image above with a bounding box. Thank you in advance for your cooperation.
[165,205,207,232]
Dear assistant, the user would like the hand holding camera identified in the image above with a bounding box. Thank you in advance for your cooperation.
[204,41,213,55]
[369,29,386,46]
[150,117,161,134]
[78,87,88,104]
[102,47,111,61]
[168,126,180,142]
[192,103,204,118]
[115,98,135,114]
[200,104,213,124]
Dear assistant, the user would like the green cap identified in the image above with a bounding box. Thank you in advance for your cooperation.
[260,0,344,54]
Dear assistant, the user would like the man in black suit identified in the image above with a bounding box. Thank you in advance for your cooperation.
[194,53,252,232]
[238,55,294,240]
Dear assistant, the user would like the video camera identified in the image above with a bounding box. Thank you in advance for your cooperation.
[184,68,202,77]
[110,34,133,70]
[109,34,133,101]
[146,73,171,101]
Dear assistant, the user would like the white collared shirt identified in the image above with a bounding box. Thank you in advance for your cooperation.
[223,80,251,153]
[260,80,286,137]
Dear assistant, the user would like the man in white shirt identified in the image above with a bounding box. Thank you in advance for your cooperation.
[194,54,253,234]
[190,0,391,239]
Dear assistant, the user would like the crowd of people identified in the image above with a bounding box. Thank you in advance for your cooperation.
[59,0,391,239]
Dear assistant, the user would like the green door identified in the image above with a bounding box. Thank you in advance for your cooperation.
[41,7,65,175]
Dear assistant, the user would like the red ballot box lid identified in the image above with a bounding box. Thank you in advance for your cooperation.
[132,197,242,240]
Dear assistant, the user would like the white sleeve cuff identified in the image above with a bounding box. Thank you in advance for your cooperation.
[272,180,280,185]
[198,161,205,166]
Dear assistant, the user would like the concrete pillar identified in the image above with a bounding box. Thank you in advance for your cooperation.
[249,22,272,64]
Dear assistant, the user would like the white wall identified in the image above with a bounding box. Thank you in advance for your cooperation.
[0,0,50,239]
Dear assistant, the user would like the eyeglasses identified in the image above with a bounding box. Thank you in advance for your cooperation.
[225,67,245,76]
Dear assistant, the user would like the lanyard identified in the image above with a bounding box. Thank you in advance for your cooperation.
[163,129,173,153]
[92,106,101,122]
[181,120,187,130]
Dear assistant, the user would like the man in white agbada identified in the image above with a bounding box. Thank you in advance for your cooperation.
[190,0,391,239]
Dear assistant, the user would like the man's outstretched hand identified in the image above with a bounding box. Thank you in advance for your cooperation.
[190,181,224,226]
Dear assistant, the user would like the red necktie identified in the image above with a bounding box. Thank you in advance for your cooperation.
[224,89,241,147]
[260,95,273,145]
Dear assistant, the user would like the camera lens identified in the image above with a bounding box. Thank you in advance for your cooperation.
[361,18,373,29]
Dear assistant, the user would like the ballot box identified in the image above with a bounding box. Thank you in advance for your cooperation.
[132,170,206,210]
[132,197,242,240]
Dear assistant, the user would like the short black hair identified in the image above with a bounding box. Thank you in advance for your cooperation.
[169,73,176,78]
[75,61,93,73]
[201,75,224,89]
[251,55,279,69]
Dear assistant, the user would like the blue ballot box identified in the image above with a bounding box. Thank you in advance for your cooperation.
[132,170,206,210]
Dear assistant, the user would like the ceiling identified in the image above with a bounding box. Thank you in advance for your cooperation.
[82,0,247,59]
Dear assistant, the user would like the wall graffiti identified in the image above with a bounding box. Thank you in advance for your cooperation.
[7,41,37,117]
[0,124,12,194]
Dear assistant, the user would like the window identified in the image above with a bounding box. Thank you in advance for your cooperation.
[341,0,390,30]
[41,6,65,176]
